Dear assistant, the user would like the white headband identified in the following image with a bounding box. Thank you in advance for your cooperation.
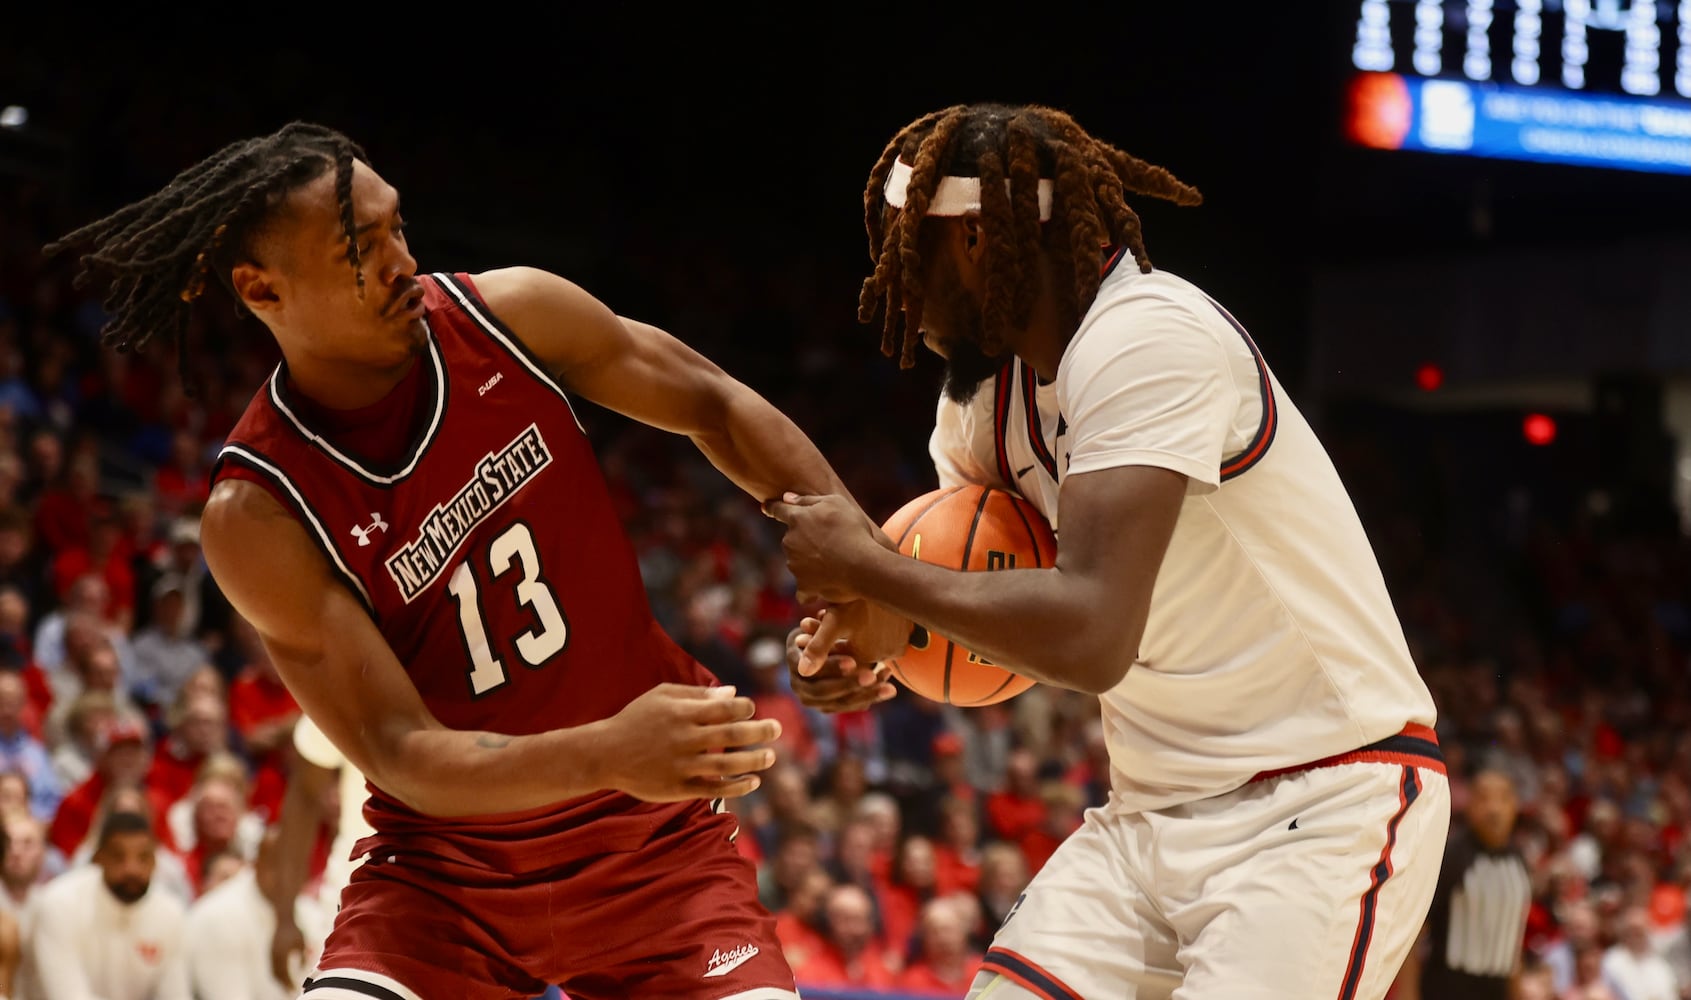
[883,158,1054,221]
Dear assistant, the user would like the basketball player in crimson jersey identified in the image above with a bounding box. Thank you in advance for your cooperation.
[46,122,906,1000]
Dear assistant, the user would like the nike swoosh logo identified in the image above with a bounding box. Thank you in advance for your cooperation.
[1015,465,1035,478]
[704,949,759,978]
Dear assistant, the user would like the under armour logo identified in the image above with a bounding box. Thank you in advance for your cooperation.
[350,513,389,547]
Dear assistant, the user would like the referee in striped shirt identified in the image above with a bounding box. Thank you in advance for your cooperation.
[1392,766,1533,1000]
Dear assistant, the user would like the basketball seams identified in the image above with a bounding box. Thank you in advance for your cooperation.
[889,484,965,548]
[945,487,995,703]
[882,484,1051,706]
[1001,491,1049,568]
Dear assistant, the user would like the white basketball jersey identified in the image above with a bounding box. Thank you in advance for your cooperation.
[929,255,1436,813]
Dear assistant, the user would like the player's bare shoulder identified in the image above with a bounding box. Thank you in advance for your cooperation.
[200,477,336,627]
[202,476,296,544]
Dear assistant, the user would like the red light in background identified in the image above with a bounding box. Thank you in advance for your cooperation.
[1523,413,1557,446]
[1415,363,1445,392]
[1347,73,1413,150]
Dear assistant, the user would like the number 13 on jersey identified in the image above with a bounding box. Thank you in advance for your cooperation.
[446,522,569,696]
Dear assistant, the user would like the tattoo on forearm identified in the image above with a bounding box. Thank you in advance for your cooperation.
[476,734,513,749]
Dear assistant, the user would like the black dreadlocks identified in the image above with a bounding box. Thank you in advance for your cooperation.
[43,122,370,387]
[859,103,1203,368]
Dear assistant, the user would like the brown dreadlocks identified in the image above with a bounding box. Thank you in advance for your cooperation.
[858,103,1204,368]
[43,122,371,385]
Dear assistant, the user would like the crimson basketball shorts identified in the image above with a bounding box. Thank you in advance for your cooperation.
[298,803,798,1000]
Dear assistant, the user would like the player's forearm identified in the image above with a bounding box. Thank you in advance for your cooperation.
[689,383,854,507]
[849,547,1136,695]
[378,722,616,817]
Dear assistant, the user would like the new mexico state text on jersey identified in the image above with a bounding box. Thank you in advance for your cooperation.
[385,423,553,603]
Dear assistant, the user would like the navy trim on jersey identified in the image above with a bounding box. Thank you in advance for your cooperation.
[1019,362,1060,481]
[991,363,1015,486]
[266,326,448,488]
[1207,297,1278,482]
[981,948,1087,1000]
[1337,765,1422,1000]
[215,443,377,617]
[431,272,585,434]
[1100,244,1129,280]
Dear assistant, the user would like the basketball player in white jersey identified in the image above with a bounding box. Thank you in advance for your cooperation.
[769,103,1450,999]
[265,716,372,989]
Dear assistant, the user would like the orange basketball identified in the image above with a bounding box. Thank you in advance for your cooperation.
[878,484,1056,706]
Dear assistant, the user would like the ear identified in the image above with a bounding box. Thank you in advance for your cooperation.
[229,262,281,317]
[960,213,984,262]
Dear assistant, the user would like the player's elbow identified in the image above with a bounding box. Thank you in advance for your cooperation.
[1036,625,1136,696]
[1061,654,1132,696]
[1048,591,1142,695]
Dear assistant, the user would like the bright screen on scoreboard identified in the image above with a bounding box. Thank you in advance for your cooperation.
[1345,0,1691,174]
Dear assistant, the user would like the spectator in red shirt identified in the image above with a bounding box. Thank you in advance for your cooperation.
[145,690,229,819]
[809,752,868,838]
[226,620,298,822]
[934,794,983,897]
[172,763,259,898]
[896,896,986,996]
[758,825,824,917]
[47,716,150,860]
[931,731,978,808]
[1018,781,1087,876]
[853,791,901,886]
[792,882,897,990]
[151,429,210,522]
[878,834,940,961]
[0,511,43,626]
[774,867,835,975]
[29,447,97,556]
[985,748,1047,844]
[50,505,136,625]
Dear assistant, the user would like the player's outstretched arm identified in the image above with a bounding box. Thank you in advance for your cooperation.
[470,266,913,665]
[471,266,850,508]
[770,463,1187,695]
[201,479,784,817]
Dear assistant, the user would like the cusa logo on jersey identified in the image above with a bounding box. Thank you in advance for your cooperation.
[385,424,553,602]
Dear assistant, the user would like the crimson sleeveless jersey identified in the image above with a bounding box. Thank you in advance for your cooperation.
[213,272,721,872]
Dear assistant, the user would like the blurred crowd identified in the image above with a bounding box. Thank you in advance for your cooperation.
[0,105,1688,999]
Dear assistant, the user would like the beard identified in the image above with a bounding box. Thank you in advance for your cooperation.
[922,257,1005,405]
[105,876,149,905]
[940,334,1003,405]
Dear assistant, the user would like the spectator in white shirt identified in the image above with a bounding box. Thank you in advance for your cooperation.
[0,815,57,920]
[185,826,329,1000]
[1602,905,1681,1000]
[16,810,190,1000]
